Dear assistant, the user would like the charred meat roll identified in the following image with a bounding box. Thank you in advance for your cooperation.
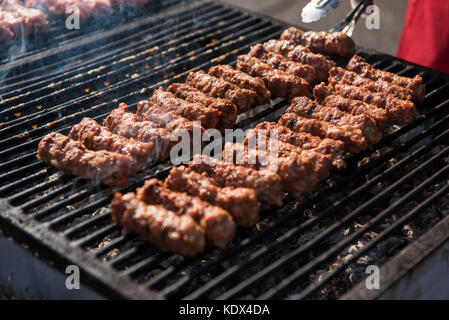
[263,39,336,81]
[287,97,382,145]
[237,55,309,99]
[278,113,368,153]
[103,104,171,160]
[165,166,260,227]
[249,43,317,83]
[37,132,135,187]
[111,192,205,257]
[332,83,416,125]
[149,88,220,129]
[189,155,283,207]
[313,82,390,130]
[223,143,331,193]
[248,122,346,169]
[347,55,426,103]
[167,83,238,132]
[137,179,235,249]
[328,67,413,101]
[69,117,153,171]
[186,71,257,113]
[136,100,208,146]
[208,65,271,105]
[280,27,356,58]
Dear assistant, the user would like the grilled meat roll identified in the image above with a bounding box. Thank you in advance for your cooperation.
[69,117,153,171]
[332,83,416,125]
[103,104,171,160]
[347,55,426,103]
[288,97,382,145]
[278,113,368,153]
[136,100,208,146]
[247,122,346,169]
[313,82,390,130]
[111,192,205,257]
[208,65,271,105]
[137,179,235,249]
[263,39,336,81]
[223,142,331,193]
[237,55,309,99]
[280,27,355,58]
[167,83,238,132]
[165,166,260,227]
[149,88,220,129]
[328,67,413,101]
[189,155,283,207]
[186,71,257,113]
[249,43,317,83]
[37,132,135,187]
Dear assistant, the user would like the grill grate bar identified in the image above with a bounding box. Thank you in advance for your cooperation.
[271,165,449,299]
[219,139,449,300]
[182,120,449,299]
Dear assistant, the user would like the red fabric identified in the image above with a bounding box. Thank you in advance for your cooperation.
[397,0,449,74]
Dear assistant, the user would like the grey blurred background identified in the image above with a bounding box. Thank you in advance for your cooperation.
[220,0,409,56]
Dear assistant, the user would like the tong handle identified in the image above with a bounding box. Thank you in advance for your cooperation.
[329,0,369,35]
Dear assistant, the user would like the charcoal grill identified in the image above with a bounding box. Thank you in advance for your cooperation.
[1,0,449,300]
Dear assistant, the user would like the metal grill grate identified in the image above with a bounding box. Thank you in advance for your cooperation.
[1,0,449,299]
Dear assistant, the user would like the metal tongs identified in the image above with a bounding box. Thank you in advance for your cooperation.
[329,0,370,36]
[301,0,371,36]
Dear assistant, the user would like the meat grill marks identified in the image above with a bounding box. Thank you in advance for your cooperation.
[332,82,417,125]
[263,39,336,81]
[111,192,205,257]
[248,122,346,169]
[237,55,309,99]
[328,67,413,101]
[223,142,331,194]
[165,166,260,227]
[208,65,271,106]
[280,27,356,58]
[249,43,317,83]
[167,83,237,132]
[136,100,208,146]
[313,82,390,130]
[288,96,382,145]
[137,179,236,249]
[103,104,172,161]
[0,1,49,42]
[149,88,220,129]
[278,112,368,153]
[69,117,153,171]
[37,132,135,187]
[347,55,426,103]
[186,71,257,114]
[189,155,283,207]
